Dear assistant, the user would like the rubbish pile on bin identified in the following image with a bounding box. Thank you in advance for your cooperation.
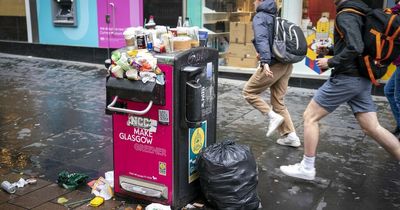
[108,49,165,85]
[107,17,209,84]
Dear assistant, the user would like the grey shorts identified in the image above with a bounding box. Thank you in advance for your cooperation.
[313,74,376,114]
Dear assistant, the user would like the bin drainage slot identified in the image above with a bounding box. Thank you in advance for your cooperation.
[119,176,168,199]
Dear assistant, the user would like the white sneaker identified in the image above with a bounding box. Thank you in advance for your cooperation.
[276,135,301,147]
[266,114,284,137]
[280,163,316,180]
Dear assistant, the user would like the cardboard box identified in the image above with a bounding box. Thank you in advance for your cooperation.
[229,22,246,43]
[229,22,254,44]
[226,56,258,68]
[245,23,254,43]
[236,0,254,12]
[227,43,257,58]
[230,13,252,23]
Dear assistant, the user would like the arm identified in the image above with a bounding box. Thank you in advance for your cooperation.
[327,13,364,68]
[252,14,273,65]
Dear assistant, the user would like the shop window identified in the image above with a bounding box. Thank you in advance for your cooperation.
[143,0,182,27]
[0,0,27,41]
[301,0,385,76]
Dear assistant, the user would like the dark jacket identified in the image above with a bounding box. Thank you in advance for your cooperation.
[328,0,370,76]
[252,0,277,65]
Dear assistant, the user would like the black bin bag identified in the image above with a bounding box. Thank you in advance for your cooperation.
[197,140,260,210]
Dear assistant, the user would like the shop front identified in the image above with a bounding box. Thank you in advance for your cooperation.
[199,0,397,82]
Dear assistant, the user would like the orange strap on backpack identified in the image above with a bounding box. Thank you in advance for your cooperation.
[363,55,380,86]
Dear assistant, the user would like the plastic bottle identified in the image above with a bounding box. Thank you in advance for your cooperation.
[316,14,329,40]
[177,16,183,27]
[183,17,190,27]
[145,15,156,29]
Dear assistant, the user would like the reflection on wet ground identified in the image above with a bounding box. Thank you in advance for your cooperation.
[0,53,399,209]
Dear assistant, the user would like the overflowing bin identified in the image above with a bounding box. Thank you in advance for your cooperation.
[106,47,218,209]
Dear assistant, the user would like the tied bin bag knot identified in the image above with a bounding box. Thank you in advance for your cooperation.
[197,140,260,210]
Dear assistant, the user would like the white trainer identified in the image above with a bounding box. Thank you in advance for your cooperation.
[276,135,301,147]
[280,163,316,180]
[266,114,284,137]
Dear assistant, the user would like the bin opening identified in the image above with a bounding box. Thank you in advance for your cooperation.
[106,77,165,115]
[119,176,168,199]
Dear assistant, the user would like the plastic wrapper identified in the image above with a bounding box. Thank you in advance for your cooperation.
[197,140,260,210]
[57,171,89,190]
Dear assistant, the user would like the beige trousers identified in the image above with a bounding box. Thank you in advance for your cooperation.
[242,63,295,135]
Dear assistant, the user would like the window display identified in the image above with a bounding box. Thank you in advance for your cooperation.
[144,0,183,27]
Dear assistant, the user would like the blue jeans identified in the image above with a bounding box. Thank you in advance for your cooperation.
[384,66,400,129]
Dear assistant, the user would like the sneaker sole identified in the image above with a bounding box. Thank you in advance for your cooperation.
[266,117,284,137]
[280,166,315,181]
[276,139,301,147]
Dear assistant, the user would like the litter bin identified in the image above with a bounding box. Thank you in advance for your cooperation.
[106,47,218,209]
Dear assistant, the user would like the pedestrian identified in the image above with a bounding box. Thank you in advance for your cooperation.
[242,0,301,147]
[280,0,400,181]
[384,0,400,139]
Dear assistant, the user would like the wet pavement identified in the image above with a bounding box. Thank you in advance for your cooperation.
[0,52,399,210]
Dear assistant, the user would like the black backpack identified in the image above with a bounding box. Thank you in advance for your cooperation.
[272,17,308,64]
[336,8,400,86]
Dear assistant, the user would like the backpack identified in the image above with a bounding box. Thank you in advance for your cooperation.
[272,17,308,63]
[335,8,400,86]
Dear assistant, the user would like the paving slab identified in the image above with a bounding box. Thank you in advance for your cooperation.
[8,184,70,209]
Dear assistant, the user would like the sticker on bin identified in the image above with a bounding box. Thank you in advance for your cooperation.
[158,110,169,124]
[127,115,157,132]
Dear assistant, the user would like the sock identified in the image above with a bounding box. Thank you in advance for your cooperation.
[288,132,299,139]
[301,155,315,170]
[268,110,277,118]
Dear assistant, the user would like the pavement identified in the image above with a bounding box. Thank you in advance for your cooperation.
[0,53,399,210]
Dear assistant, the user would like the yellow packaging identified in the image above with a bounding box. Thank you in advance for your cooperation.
[89,196,104,207]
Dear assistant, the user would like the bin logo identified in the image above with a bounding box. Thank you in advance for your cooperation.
[188,121,207,183]
[127,115,157,132]
[191,128,205,155]
[159,161,166,176]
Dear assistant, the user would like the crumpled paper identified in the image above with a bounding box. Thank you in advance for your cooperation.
[14,178,28,188]
[89,177,113,200]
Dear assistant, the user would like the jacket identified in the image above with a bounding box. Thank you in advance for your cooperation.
[252,0,277,65]
[328,0,370,76]
[392,4,400,66]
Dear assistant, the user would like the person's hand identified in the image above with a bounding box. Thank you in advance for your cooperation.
[256,53,260,60]
[316,58,329,70]
[262,63,273,78]
[316,46,329,56]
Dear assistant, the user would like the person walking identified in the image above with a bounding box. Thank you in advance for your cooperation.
[242,0,301,147]
[280,0,400,181]
[384,0,400,139]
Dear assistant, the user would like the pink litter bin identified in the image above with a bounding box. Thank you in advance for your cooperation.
[106,48,218,209]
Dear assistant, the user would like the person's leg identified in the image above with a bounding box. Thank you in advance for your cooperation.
[279,99,330,180]
[280,75,360,180]
[384,69,400,133]
[243,65,278,114]
[269,64,296,135]
[355,112,400,160]
[303,100,330,157]
[243,64,284,136]
[268,64,300,146]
